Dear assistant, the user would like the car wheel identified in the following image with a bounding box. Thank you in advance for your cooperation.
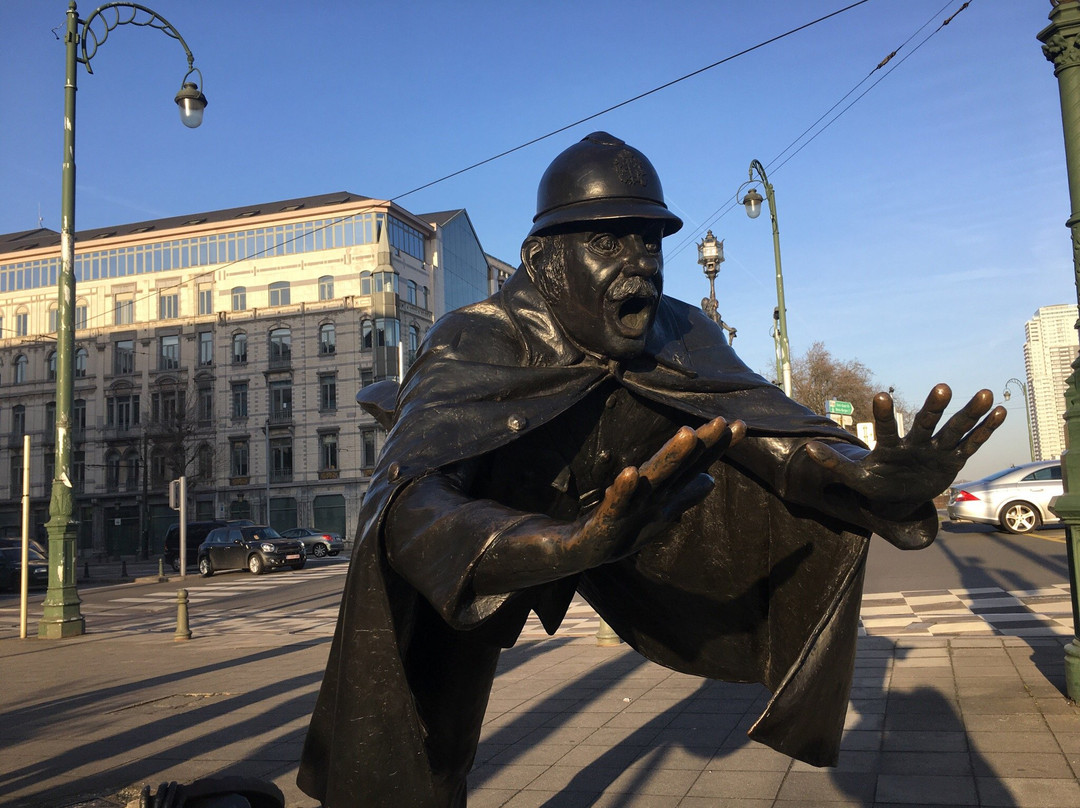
[1000,501,1041,534]
[198,557,214,577]
[312,543,328,558]
[248,554,265,575]
[169,556,180,573]
[292,559,306,571]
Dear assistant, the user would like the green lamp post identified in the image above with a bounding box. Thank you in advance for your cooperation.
[739,160,793,397]
[1039,0,1080,699]
[41,2,206,639]
[1003,378,1036,463]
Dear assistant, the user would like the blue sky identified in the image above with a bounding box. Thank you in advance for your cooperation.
[1,0,1072,479]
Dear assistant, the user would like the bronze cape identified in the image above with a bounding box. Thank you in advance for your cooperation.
[299,270,900,807]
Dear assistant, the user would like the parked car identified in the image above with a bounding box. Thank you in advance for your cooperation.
[163,519,254,571]
[278,527,344,558]
[197,524,306,577]
[0,545,49,592]
[946,460,1063,534]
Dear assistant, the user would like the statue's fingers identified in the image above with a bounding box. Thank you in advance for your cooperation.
[872,393,900,448]
[638,426,698,485]
[957,406,1007,459]
[933,389,994,449]
[583,466,640,539]
[689,417,745,466]
[907,384,952,444]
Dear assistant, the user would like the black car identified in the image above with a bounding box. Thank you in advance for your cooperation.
[0,545,49,592]
[163,519,254,571]
[197,524,306,577]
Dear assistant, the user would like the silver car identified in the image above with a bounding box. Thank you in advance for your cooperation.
[946,460,1062,534]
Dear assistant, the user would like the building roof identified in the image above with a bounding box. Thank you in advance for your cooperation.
[0,192,388,259]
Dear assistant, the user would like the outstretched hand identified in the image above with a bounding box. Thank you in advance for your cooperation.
[803,384,1005,511]
[570,416,745,565]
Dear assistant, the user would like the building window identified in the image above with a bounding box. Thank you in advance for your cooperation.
[75,303,88,330]
[375,317,399,347]
[114,340,134,375]
[10,454,22,498]
[105,450,120,491]
[75,347,88,378]
[47,351,57,381]
[159,335,180,370]
[319,373,337,411]
[408,324,420,366]
[73,399,86,432]
[106,393,140,430]
[48,305,58,333]
[360,272,371,296]
[319,322,336,355]
[197,385,213,424]
[360,368,374,388]
[44,452,54,489]
[318,275,334,300]
[198,284,213,315]
[197,443,213,481]
[270,436,293,482]
[269,281,290,307]
[45,401,56,438]
[72,450,85,491]
[361,320,372,351]
[231,286,247,311]
[12,404,25,436]
[14,354,27,383]
[406,280,417,305]
[114,297,134,325]
[230,439,249,477]
[150,450,168,486]
[423,286,429,309]
[150,388,184,424]
[373,271,398,294]
[232,332,248,364]
[319,432,338,471]
[269,380,292,423]
[198,331,213,366]
[15,310,29,336]
[159,292,179,320]
[268,327,291,365]
[361,428,377,470]
[231,382,248,418]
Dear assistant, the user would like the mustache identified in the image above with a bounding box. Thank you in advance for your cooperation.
[609,276,658,301]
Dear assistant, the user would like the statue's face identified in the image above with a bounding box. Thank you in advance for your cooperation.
[534,220,664,360]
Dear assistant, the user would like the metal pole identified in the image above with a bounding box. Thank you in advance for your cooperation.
[1006,378,1036,462]
[1039,0,1080,701]
[20,436,30,639]
[40,1,86,638]
[749,160,793,398]
[178,475,187,579]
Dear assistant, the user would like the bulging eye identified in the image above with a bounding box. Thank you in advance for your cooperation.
[588,234,620,255]
[644,238,661,253]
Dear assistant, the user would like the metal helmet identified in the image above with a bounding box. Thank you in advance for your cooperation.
[528,132,683,237]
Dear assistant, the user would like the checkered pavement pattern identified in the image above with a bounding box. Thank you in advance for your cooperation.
[1,564,1073,640]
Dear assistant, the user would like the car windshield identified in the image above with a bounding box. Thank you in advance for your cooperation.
[240,526,282,541]
[1,546,45,561]
[980,467,1024,483]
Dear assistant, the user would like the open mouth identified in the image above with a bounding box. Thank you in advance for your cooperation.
[615,294,656,336]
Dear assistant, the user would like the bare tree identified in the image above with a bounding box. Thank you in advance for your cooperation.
[143,380,216,490]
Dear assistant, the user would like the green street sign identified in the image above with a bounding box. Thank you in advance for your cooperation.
[827,399,854,416]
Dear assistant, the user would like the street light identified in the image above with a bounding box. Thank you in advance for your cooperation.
[1002,378,1035,462]
[696,230,736,345]
[738,160,792,397]
[41,2,207,639]
[1038,0,1080,701]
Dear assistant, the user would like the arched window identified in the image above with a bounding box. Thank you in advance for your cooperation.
[74,347,88,378]
[318,275,334,300]
[231,286,247,311]
[269,327,291,363]
[12,404,25,436]
[361,320,373,351]
[48,304,59,333]
[14,354,27,384]
[269,281,290,307]
[15,307,28,337]
[47,351,57,381]
[319,322,336,355]
[232,332,248,364]
[406,280,418,305]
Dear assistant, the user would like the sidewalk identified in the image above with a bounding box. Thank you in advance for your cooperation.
[1,603,1078,806]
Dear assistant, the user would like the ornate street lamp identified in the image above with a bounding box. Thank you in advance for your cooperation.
[1038,0,1080,700]
[738,161,792,397]
[697,230,736,345]
[42,2,207,639]
[1002,378,1036,462]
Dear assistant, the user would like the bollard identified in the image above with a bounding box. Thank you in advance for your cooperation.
[158,558,167,583]
[83,561,89,580]
[595,617,622,647]
[174,588,192,641]
[121,560,128,578]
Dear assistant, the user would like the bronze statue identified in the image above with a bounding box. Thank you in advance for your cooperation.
[297,132,1004,807]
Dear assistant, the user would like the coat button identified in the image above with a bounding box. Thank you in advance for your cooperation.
[507,414,528,432]
[605,393,619,409]
[598,450,612,464]
[387,462,401,482]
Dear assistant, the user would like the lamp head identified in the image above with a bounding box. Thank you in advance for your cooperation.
[742,187,764,219]
[175,82,207,128]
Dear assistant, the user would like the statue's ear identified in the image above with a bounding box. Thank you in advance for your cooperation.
[520,236,544,281]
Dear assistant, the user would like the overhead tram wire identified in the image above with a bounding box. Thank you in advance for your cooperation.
[68,0,878,335]
[665,0,974,263]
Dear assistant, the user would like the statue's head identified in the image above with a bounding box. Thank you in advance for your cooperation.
[522,132,682,360]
